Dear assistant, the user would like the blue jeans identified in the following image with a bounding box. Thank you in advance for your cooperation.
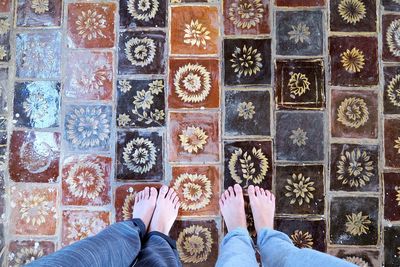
[216,227,357,267]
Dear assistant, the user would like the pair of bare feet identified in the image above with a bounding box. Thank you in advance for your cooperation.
[132,185,180,235]
[220,184,275,233]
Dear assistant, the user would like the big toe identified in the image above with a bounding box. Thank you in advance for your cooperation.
[158,185,168,199]
[234,184,243,198]
[248,185,256,198]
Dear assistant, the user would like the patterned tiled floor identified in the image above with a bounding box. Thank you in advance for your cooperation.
[1,0,400,266]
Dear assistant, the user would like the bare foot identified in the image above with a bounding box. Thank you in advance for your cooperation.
[132,187,158,230]
[248,185,275,232]
[149,185,180,235]
[219,184,247,232]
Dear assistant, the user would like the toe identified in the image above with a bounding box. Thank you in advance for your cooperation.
[134,192,139,204]
[166,188,175,199]
[248,185,255,196]
[260,188,266,196]
[138,190,143,200]
[220,191,226,202]
[170,191,177,201]
[234,184,243,198]
[255,186,261,196]
[228,186,234,197]
[224,189,230,199]
[149,187,158,200]
[173,195,179,205]
[175,201,181,210]
[144,187,150,199]
[159,185,168,199]
[270,191,275,202]
[264,190,270,199]
[219,198,224,208]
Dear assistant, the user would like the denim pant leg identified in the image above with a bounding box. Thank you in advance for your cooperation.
[216,227,259,267]
[134,231,182,267]
[257,228,357,267]
[27,219,146,267]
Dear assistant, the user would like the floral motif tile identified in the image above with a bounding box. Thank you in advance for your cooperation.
[330,196,379,245]
[120,0,166,28]
[275,0,324,6]
[328,36,378,86]
[275,11,323,56]
[385,119,400,168]
[9,185,57,235]
[9,131,60,183]
[0,17,10,63]
[16,0,62,27]
[331,90,378,139]
[224,90,270,136]
[275,165,324,215]
[7,240,55,266]
[117,79,165,128]
[13,81,60,128]
[62,210,110,247]
[384,173,400,221]
[330,144,379,192]
[65,51,113,101]
[384,66,400,114]
[224,140,272,189]
[168,58,220,109]
[16,31,61,79]
[169,220,219,266]
[224,38,271,86]
[223,0,270,36]
[62,155,111,206]
[0,0,11,12]
[383,14,400,62]
[327,248,380,267]
[169,112,219,163]
[0,68,7,114]
[67,3,116,48]
[116,130,163,181]
[382,0,400,12]
[64,104,112,152]
[170,165,220,217]
[384,226,400,266]
[170,6,219,55]
[276,111,324,161]
[118,30,166,75]
[275,59,325,110]
[275,218,326,252]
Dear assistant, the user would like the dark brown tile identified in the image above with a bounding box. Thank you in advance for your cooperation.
[275,0,324,6]
[327,248,380,267]
[8,240,55,266]
[384,118,400,168]
[119,0,166,28]
[383,66,400,114]
[383,14,400,62]
[384,173,400,222]
[384,226,400,266]
[16,0,62,27]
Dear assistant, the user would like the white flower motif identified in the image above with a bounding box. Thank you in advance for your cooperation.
[123,137,157,174]
[338,0,366,25]
[23,91,49,121]
[177,225,213,264]
[394,137,400,154]
[289,128,308,147]
[228,0,264,29]
[337,97,369,129]
[285,173,315,206]
[122,193,135,220]
[0,19,10,35]
[75,10,107,40]
[118,80,132,93]
[20,140,54,174]
[237,102,255,120]
[133,90,154,110]
[345,212,371,236]
[148,80,163,95]
[387,74,400,107]
[125,37,156,67]
[66,215,107,243]
[231,45,263,77]
[20,194,52,226]
[288,23,311,44]
[31,0,49,14]
[288,73,311,97]
[72,65,108,96]
[179,126,208,154]
[117,113,132,127]
[387,19,400,58]
[0,45,7,60]
[344,256,369,267]
[183,20,211,49]
[14,247,45,265]
[127,0,159,21]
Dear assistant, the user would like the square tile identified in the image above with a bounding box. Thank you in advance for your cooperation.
[384,173,400,221]
[330,197,379,245]
[224,140,272,189]
[170,6,219,55]
[0,18,10,63]
[9,130,60,183]
[10,185,58,235]
[67,3,116,48]
[275,0,324,6]
[16,31,61,79]
[275,11,323,56]
[382,0,400,12]
[329,0,376,32]
[120,0,166,28]
[385,119,400,168]
[330,144,379,192]
[384,226,400,266]
[116,130,163,181]
[117,79,165,128]
[8,240,55,266]
[224,38,271,86]
[331,90,378,139]
[275,165,324,215]
[64,104,112,152]
[118,30,166,75]
[168,112,220,163]
[0,0,11,12]
[223,0,270,36]
[16,0,62,27]
[327,248,380,267]
[62,210,110,247]
[168,58,220,109]
[275,59,325,110]
[276,111,324,161]
[13,81,60,128]
[0,68,7,114]
[65,51,113,101]
[328,36,378,86]
[383,15,400,62]
[384,66,400,114]
[62,155,111,206]
[224,90,270,136]
[170,165,220,217]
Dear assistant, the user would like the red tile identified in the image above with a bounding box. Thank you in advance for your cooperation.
[8,240,55,266]
[0,0,11,12]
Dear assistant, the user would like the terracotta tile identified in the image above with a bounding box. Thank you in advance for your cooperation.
[275,0,325,7]
[118,30,166,75]
[382,0,400,11]
[8,240,55,266]
[116,130,163,181]
[327,248,380,267]
[330,196,379,245]
[384,173,400,221]
[62,210,110,247]
[16,0,62,27]
[276,111,324,161]
[223,0,270,36]
[224,140,272,189]
[13,81,60,128]
[9,130,60,183]
[384,66,400,114]
[385,119,400,168]
[328,36,378,86]
[0,0,11,12]
[331,90,378,139]
[0,17,10,63]
[67,3,116,48]
[0,67,7,114]
[65,51,113,101]
[119,0,166,28]
[224,90,271,136]
[62,155,111,206]
[168,112,220,163]
[117,78,165,128]
[383,14,400,62]
[10,185,58,235]
[384,226,400,266]
[275,11,323,56]
[168,58,220,109]
[114,183,162,222]
[170,6,219,55]
[170,165,220,217]
[275,59,325,110]
[330,144,379,192]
